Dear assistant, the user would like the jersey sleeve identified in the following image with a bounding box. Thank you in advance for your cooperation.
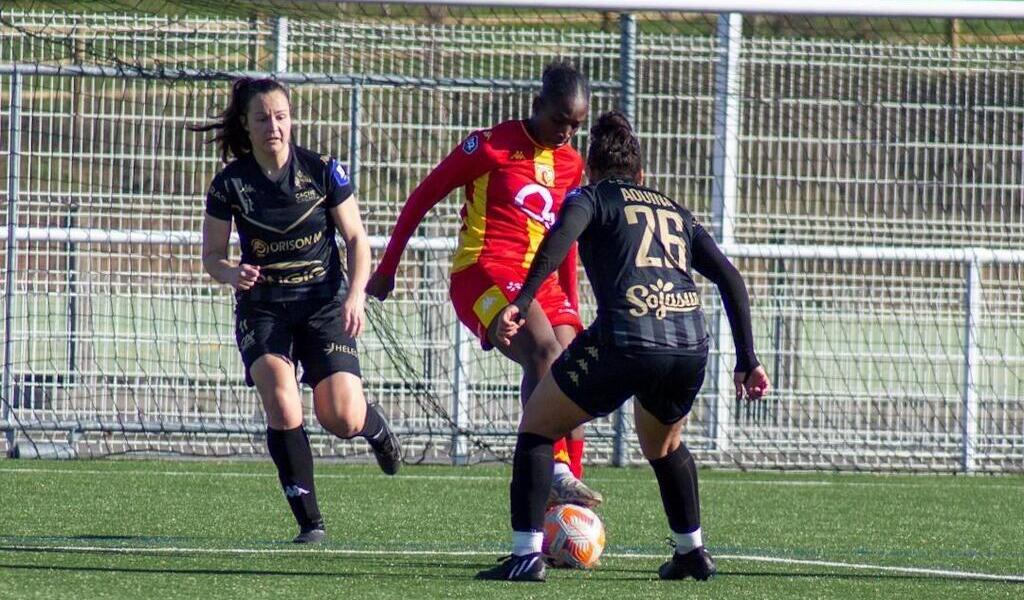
[690,219,759,373]
[513,189,595,315]
[325,158,354,208]
[555,184,586,311]
[376,131,497,277]
[204,175,232,221]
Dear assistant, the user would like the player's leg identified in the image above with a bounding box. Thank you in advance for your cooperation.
[633,352,714,581]
[237,303,326,543]
[476,371,592,581]
[553,324,586,480]
[299,296,401,476]
[250,353,326,543]
[478,331,627,581]
[488,303,601,507]
[311,372,400,475]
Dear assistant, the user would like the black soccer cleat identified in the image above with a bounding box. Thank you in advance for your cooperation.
[658,546,717,580]
[367,414,402,475]
[292,527,326,544]
[475,553,547,582]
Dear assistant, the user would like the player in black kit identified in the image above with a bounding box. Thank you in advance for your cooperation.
[477,111,770,581]
[196,78,401,544]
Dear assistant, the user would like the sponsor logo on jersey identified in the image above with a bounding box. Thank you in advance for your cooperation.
[514,184,556,228]
[324,342,358,357]
[295,184,320,202]
[565,187,583,200]
[505,281,523,293]
[258,265,327,285]
[251,230,324,258]
[626,279,701,320]
[462,134,480,154]
[510,150,526,161]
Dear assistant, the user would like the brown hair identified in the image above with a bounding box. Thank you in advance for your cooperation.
[191,78,290,162]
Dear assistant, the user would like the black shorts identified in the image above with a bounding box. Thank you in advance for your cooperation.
[550,328,707,425]
[234,295,361,388]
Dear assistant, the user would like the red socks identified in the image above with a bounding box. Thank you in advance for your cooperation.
[567,439,585,479]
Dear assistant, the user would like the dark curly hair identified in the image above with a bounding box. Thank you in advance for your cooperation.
[190,78,290,163]
[586,110,642,180]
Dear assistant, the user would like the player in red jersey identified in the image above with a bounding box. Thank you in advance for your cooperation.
[367,61,600,507]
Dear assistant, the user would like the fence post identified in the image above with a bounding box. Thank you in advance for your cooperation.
[451,324,472,465]
[348,84,362,194]
[3,72,24,452]
[710,13,743,452]
[611,12,638,468]
[273,16,289,72]
[961,255,981,472]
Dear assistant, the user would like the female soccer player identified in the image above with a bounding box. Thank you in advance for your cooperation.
[477,111,770,581]
[366,61,599,506]
[197,78,401,544]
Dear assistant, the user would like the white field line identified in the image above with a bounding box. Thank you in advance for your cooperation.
[0,543,1021,583]
[1,466,1022,491]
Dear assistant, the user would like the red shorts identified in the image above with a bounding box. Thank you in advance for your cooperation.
[449,262,582,350]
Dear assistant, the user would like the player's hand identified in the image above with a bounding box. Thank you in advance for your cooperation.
[232,263,260,291]
[366,270,395,301]
[734,365,770,401]
[496,305,525,346]
[342,289,366,337]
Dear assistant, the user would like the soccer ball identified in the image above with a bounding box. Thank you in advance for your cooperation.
[542,503,606,569]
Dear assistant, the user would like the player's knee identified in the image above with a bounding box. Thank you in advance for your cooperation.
[527,340,563,372]
[315,405,361,439]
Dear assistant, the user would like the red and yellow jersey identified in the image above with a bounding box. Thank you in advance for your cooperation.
[377,119,584,306]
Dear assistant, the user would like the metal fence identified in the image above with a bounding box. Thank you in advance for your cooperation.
[1,6,1022,471]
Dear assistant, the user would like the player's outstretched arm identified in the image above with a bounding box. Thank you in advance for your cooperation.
[368,132,494,301]
[690,222,769,397]
[509,195,594,326]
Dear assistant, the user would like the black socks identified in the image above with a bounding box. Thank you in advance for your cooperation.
[649,443,701,534]
[510,432,555,532]
[358,403,386,441]
[267,426,323,531]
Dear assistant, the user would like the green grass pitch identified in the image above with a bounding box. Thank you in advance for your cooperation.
[1,460,1022,599]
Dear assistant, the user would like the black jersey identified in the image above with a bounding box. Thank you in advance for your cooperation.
[568,178,706,351]
[513,176,758,370]
[205,145,353,303]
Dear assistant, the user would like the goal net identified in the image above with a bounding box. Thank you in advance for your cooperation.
[1,0,1022,471]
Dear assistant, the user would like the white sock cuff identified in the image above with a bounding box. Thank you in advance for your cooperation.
[552,461,573,478]
[512,530,544,556]
[672,527,703,554]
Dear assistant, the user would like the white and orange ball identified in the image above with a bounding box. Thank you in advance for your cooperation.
[542,504,606,569]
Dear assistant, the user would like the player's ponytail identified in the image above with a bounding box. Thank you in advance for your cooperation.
[586,110,642,180]
[191,78,290,163]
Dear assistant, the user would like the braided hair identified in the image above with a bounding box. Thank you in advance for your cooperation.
[537,59,590,106]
